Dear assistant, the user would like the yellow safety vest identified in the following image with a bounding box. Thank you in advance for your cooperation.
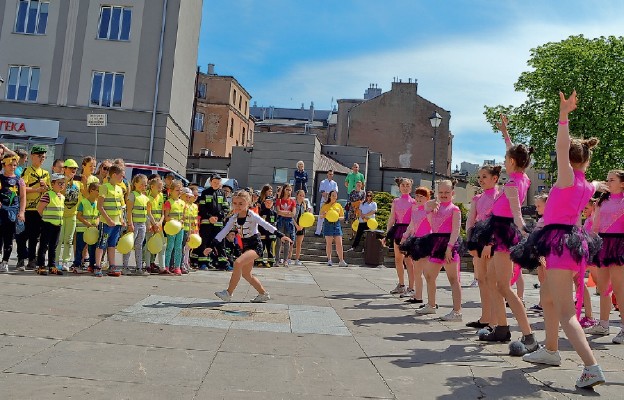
[131,191,148,223]
[166,198,185,221]
[102,183,123,217]
[149,192,164,221]
[76,198,99,232]
[42,190,65,226]
[183,203,198,231]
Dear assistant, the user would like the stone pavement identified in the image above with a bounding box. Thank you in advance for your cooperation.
[1,260,623,399]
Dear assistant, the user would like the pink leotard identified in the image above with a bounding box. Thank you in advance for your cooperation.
[392,194,415,224]
[492,172,530,218]
[543,170,595,226]
[474,187,498,222]
[430,202,460,234]
[597,192,624,233]
[409,205,432,237]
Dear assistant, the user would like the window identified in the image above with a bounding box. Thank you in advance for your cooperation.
[97,5,131,41]
[90,71,124,107]
[238,95,242,110]
[242,127,246,144]
[193,112,204,131]
[229,118,234,137]
[196,83,206,99]
[232,89,237,105]
[6,66,40,102]
[537,173,546,180]
[244,101,248,115]
[15,0,49,35]
[273,168,288,184]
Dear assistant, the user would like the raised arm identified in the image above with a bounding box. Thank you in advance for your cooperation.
[496,114,513,150]
[555,91,576,187]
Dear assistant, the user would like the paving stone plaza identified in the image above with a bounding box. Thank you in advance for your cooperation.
[1,260,623,399]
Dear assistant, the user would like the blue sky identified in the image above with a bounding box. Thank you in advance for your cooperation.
[198,0,624,167]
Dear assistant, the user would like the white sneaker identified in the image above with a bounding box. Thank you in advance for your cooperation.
[522,345,561,366]
[61,263,70,272]
[338,260,348,267]
[584,324,609,336]
[440,310,463,321]
[0,261,8,273]
[251,292,270,303]
[575,364,605,388]
[416,304,437,315]
[285,259,292,266]
[612,328,624,344]
[390,284,406,295]
[294,260,303,266]
[215,290,232,302]
[327,260,333,266]
[469,279,479,288]
[400,288,415,298]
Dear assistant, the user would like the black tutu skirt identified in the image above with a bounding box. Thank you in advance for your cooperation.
[593,233,624,267]
[400,233,460,261]
[510,224,602,271]
[466,215,522,254]
[387,223,409,244]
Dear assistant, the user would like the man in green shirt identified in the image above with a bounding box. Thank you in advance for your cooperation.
[345,163,365,194]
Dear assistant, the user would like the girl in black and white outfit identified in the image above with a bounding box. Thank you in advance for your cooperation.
[208,190,293,303]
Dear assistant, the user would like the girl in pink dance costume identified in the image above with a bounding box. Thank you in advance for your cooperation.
[384,177,415,296]
[403,180,462,321]
[400,186,433,304]
[471,115,536,350]
[518,91,604,389]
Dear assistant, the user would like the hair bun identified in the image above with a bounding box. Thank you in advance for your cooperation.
[527,146,535,155]
[583,137,600,149]
[492,165,502,174]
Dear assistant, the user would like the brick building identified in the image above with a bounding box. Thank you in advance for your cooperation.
[191,64,255,157]
[334,80,453,175]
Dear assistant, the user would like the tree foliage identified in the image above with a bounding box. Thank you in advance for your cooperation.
[484,35,624,180]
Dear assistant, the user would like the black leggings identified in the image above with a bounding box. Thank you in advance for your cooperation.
[352,222,368,248]
[37,221,61,268]
[0,209,16,262]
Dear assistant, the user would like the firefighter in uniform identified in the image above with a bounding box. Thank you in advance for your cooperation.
[197,174,228,269]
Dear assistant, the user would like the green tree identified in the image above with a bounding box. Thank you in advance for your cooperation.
[484,35,624,180]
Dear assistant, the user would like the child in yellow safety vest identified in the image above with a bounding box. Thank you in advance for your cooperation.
[72,182,100,273]
[163,180,186,276]
[123,174,150,276]
[145,177,165,273]
[95,165,126,277]
[181,187,198,273]
[36,173,66,275]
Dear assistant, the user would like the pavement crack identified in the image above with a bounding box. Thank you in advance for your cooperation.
[468,366,487,399]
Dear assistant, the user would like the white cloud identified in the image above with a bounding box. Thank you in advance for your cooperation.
[251,19,624,166]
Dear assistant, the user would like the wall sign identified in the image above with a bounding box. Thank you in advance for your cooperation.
[0,116,59,139]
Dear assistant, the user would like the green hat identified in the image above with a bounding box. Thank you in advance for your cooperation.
[30,145,48,154]
[63,159,79,168]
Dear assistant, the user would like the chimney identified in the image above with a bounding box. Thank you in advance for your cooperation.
[309,101,315,122]
[207,63,215,75]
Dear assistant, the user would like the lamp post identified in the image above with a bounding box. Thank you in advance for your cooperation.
[429,111,442,193]
[549,151,557,189]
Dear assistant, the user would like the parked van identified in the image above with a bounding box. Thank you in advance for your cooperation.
[124,163,189,186]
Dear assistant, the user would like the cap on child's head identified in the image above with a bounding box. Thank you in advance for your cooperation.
[182,187,192,196]
[30,145,48,155]
[63,159,79,168]
[50,173,65,182]
[210,173,222,181]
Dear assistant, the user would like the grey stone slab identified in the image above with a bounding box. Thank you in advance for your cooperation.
[167,316,233,329]
[68,319,228,352]
[198,352,393,399]
[0,282,56,297]
[290,309,351,336]
[0,373,199,400]
[6,340,216,386]
[218,330,365,359]
[230,320,291,333]
[0,336,59,371]
[0,310,101,340]
[204,390,394,400]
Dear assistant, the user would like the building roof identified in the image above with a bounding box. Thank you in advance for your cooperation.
[250,106,332,122]
[317,153,351,174]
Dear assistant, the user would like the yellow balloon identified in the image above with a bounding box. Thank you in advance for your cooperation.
[147,233,164,254]
[299,212,315,228]
[164,219,182,235]
[326,209,339,223]
[351,219,359,231]
[367,218,379,230]
[84,226,99,245]
[117,232,134,255]
[188,233,202,249]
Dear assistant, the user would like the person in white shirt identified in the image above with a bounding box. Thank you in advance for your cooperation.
[315,170,338,236]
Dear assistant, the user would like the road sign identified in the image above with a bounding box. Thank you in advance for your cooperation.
[87,113,107,127]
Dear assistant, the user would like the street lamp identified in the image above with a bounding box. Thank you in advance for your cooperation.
[429,111,442,193]
[549,151,557,189]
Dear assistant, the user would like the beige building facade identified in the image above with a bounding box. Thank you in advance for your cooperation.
[0,0,202,173]
[191,69,254,157]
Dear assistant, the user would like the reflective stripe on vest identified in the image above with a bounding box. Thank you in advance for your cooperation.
[131,191,149,223]
[149,192,164,220]
[167,198,185,221]
[42,191,64,226]
[102,183,123,217]
[76,198,99,232]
